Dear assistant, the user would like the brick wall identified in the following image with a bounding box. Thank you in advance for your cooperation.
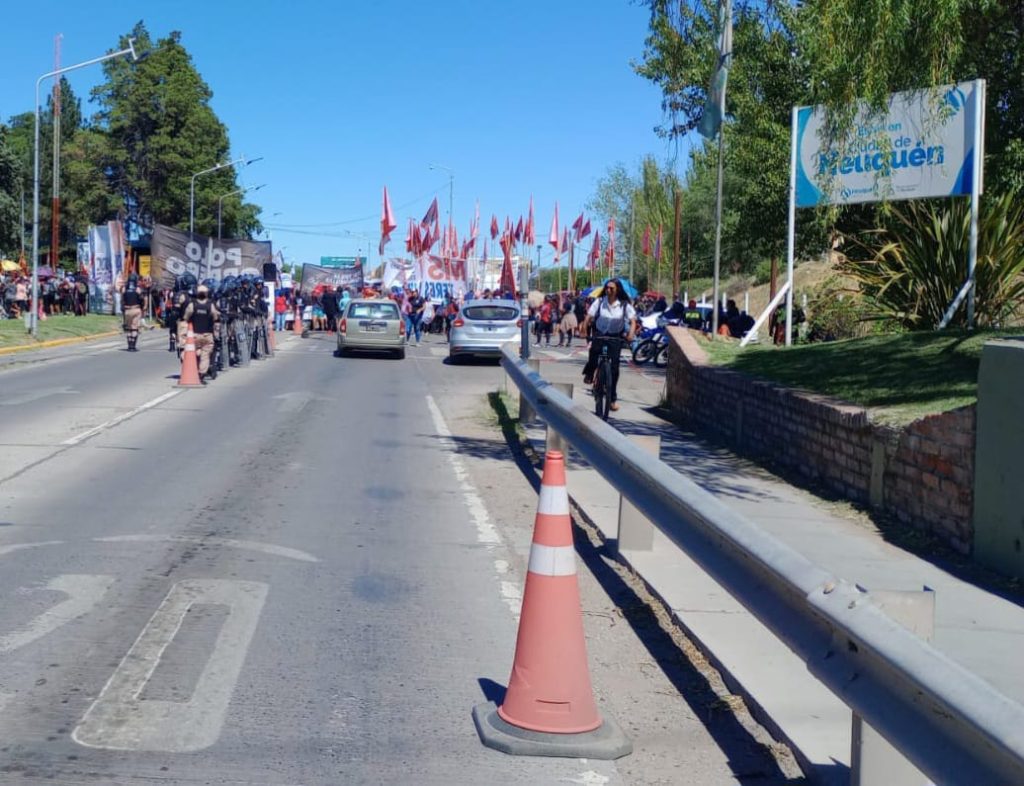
[665,327,975,553]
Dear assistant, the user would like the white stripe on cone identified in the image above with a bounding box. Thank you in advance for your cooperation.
[537,484,570,515]
[527,543,577,577]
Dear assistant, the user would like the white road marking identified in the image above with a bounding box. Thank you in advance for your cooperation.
[73,578,269,752]
[62,390,181,446]
[0,574,115,654]
[0,386,78,407]
[560,771,611,785]
[0,541,64,559]
[425,395,500,546]
[425,395,527,622]
[93,534,319,563]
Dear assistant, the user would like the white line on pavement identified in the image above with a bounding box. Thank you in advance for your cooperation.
[73,578,269,752]
[0,541,65,558]
[0,574,115,654]
[61,390,182,446]
[93,534,319,563]
[425,395,523,622]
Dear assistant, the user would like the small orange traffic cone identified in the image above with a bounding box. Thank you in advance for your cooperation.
[177,323,202,387]
[473,449,631,759]
[498,450,601,734]
[293,306,303,335]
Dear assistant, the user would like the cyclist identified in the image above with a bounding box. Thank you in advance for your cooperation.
[580,278,637,412]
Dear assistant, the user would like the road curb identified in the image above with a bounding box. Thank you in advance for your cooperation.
[0,329,123,357]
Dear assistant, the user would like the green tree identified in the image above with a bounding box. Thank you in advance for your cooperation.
[0,128,22,256]
[92,22,262,238]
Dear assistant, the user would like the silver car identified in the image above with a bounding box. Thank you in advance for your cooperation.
[338,298,406,359]
[448,300,521,361]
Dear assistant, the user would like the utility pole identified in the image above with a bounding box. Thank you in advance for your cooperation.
[673,190,682,300]
[50,34,62,271]
[629,198,635,283]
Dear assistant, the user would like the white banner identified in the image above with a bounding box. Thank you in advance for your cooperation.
[795,81,984,207]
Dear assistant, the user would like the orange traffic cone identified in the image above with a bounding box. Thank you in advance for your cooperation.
[177,323,202,387]
[473,449,631,759]
[498,450,600,733]
[293,306,303,335]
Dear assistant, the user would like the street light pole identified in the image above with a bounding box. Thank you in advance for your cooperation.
[428,163,454,225]
[217,183,265,240]
[31,38,141,337]
[190,156,262,237]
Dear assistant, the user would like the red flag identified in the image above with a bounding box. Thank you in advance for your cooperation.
[642,225,651,256]
[422,226,433,252]
[607,217,616,271]
[379,186,397,254]
[525,196,536,246]
[421,197,439,229]
[490,214,499,239]
[472,200,480,240]
[580,218,591,240]
[413,223,423,256]
[571,212,584,242]
[561,227,570,254]
[589,230,601,268]
[404,218,414,253]
[500,254,516,295]
[654,225,663,261]
[514,216,524,243]
[548,202,559,249]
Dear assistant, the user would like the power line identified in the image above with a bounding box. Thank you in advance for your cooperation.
[267,182,450,228]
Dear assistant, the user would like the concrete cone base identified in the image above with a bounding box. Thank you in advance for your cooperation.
[472,701,632,760]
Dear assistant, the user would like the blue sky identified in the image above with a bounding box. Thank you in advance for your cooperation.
[3,1,691,270]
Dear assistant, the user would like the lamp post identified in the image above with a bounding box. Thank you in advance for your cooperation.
[189,155,262,237]
[30,38,142,337]
[428,163,454,225]
[217,183,265,240]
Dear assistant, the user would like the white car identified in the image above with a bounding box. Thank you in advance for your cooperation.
[448,300,521,361]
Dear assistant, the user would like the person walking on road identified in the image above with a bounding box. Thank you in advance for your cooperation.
[274,292,288,332]
[120,273,144,352]
[181,284,220,384]
[580,278,636,412]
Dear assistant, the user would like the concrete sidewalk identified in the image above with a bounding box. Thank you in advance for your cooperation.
[513,342,1024,784]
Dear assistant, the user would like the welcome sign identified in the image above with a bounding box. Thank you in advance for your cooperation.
[795,81,984,207]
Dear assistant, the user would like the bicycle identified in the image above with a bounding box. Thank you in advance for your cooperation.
[592,336,625,421]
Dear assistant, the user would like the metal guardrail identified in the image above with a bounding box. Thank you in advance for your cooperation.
[501,345,1024,785]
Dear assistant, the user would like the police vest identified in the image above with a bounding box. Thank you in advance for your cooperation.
[123,290,141,308]
[191,300,215,334]
[684,309,702,324]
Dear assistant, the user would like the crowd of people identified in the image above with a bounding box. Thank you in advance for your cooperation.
[1,271,93,319]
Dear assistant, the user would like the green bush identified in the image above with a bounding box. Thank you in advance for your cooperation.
[806,276,865,342]
[841,194,1024,329]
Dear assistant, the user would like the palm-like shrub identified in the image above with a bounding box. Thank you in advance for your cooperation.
[841,194,1024,329]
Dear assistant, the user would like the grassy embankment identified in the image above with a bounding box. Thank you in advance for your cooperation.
[0,314,121,350]
[702,329,1022,426]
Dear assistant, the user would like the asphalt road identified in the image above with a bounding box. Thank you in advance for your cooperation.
[0,327,796,785]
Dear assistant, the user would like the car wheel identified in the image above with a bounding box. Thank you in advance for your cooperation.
[396,348,406,360]
[448,352,461,365]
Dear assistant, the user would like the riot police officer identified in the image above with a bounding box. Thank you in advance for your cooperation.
[174,273,198,358]
[181,284,220,384]
[121,273,143,352]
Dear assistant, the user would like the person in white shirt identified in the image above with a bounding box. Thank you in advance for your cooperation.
[580,278,637,411]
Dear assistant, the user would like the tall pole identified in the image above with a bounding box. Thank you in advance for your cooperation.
[31,40,139,336]
[190,156,259,237]
[568,240,575,294]
[673,190,682,301]
[784,106,798,346]
[966,78,985,330]
[710,128,726,339]
[50,34,62,273]
[629,198,635,283]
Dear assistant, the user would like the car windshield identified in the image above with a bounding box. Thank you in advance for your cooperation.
[463,305,518,321]
[349,302,399,320]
